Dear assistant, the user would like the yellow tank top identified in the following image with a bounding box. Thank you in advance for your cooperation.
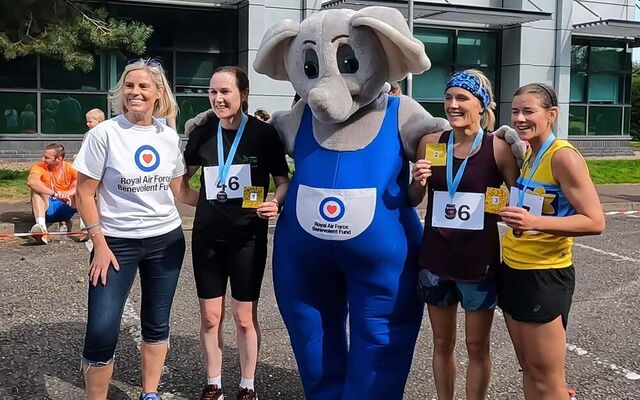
[502,139,582,270]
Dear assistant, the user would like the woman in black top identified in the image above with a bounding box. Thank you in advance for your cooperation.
[408,69,519,400]
[184,66,290,400]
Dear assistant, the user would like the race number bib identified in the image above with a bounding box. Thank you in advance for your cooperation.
[296,185,376,241]
[203,164,251,200]
[432,191,484,230]
[509,187,543,216]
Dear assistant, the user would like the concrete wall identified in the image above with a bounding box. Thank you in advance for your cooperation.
[496,0,573,138]
[242,0,323,117]
[570,0,636,24]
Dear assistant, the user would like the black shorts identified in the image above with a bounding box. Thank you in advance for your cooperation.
[497,262,575,329]
[192,233,268,302]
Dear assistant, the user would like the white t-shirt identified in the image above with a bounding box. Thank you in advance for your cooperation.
[74,115,187,238]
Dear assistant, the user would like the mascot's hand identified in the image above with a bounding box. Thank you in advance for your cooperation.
[184,109,216,136]
[425,117,451,136]
[493,125,526,166]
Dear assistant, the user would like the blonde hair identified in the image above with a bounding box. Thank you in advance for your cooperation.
[109,59,178,118]
[464,69,496,131]
[85,108,105,122]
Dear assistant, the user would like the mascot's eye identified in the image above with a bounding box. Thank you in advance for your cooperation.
[337,44,359,74]
[304,49,319,79]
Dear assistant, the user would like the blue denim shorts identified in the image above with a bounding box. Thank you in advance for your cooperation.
[417,269,497,311]
[46,197,76,222]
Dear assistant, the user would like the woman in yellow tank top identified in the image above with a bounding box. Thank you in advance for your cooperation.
[498,83,605,399]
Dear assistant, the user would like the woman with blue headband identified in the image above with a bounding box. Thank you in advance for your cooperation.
[408,69,519,400]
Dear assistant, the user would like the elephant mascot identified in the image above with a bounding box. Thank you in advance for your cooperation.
[253,6,447,400]
[185,5,523,400]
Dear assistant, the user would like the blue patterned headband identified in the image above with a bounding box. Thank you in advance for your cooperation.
[445,71,491,110]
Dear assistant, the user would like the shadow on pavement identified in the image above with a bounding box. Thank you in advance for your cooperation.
[0,322,304,399]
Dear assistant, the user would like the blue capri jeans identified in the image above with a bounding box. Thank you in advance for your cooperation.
[82,227,185,365]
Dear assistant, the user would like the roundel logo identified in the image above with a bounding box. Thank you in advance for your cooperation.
[319,197,345,222]
[134,145,160,172]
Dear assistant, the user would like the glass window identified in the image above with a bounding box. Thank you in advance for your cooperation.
[570,40,630,136]
[456,31,496,67]
[590,46,624,71]
[624,107,631,136]
[588,72,624,104]
[41,94,108,134]
[588,106,622,136]
[176,52,236,94]
[176,96,211,134]
[173,10,237,52]
[420,102,446,119]
[114,50,174,89]
[41,56,107,91]
[571,45,588,70]
[413,66,451,101]
[0,92,37,133]
[568,106,586,136]
[414,29,453,65]
[0,56,37,89]
[624,73,631,104]
[570,69,587,103]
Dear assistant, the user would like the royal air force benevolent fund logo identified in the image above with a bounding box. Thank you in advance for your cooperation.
[318,197,345,222]
[134,145,160,172]
[296,185,375,241]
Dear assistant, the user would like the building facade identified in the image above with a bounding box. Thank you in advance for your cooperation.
[0,0,637,159]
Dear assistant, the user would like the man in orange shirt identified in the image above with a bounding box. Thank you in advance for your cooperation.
[27,143,78,244]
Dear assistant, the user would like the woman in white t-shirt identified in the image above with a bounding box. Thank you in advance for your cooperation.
[73,58,198,400]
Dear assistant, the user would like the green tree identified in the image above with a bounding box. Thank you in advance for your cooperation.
[632,62,640,140]
[0,0,152,72]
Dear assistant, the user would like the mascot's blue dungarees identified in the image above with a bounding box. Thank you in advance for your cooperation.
[274,96,424,399]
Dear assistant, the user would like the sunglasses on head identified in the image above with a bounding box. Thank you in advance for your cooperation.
[127,58,163,69]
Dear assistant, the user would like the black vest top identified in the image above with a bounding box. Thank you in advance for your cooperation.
[419,131,503,282]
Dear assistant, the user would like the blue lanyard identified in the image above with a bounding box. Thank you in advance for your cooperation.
[217,113,248,189]
[517,133,556,207]
[446,128,484,200]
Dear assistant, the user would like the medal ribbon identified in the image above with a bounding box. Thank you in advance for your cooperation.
[446,128,484,201]
[217,113,248,190]
[516,133,555,207]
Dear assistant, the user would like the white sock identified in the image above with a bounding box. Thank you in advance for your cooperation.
[36,217,46,227]
[207,375,222,387]
[239,377,254,390]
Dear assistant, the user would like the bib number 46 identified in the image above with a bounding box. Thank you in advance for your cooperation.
[218,176,240,191]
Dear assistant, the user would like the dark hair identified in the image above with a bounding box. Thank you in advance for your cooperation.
[389,82,402,95]
[514,83,558,109]
[254,109,270,121]
[45,143,65,159]
[213,66,249,113]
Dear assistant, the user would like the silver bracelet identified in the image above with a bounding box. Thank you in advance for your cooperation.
[82,222,100,232]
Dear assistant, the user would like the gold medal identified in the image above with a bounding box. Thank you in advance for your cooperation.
[484,187,507,214]
[425,143,446,166]
[242,186,264,208]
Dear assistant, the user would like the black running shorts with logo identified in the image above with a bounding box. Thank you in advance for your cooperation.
[497,262,575,329]
[192,233,268,302]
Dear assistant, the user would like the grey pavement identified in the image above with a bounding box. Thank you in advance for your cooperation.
[0,213,639,399]
[1,184,639,234]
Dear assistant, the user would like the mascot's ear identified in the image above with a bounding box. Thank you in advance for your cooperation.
[350,6,431,82]
[253,19,300,81]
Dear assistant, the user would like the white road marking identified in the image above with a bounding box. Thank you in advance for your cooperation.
[567,345,640,381]
[573,242,640,264]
